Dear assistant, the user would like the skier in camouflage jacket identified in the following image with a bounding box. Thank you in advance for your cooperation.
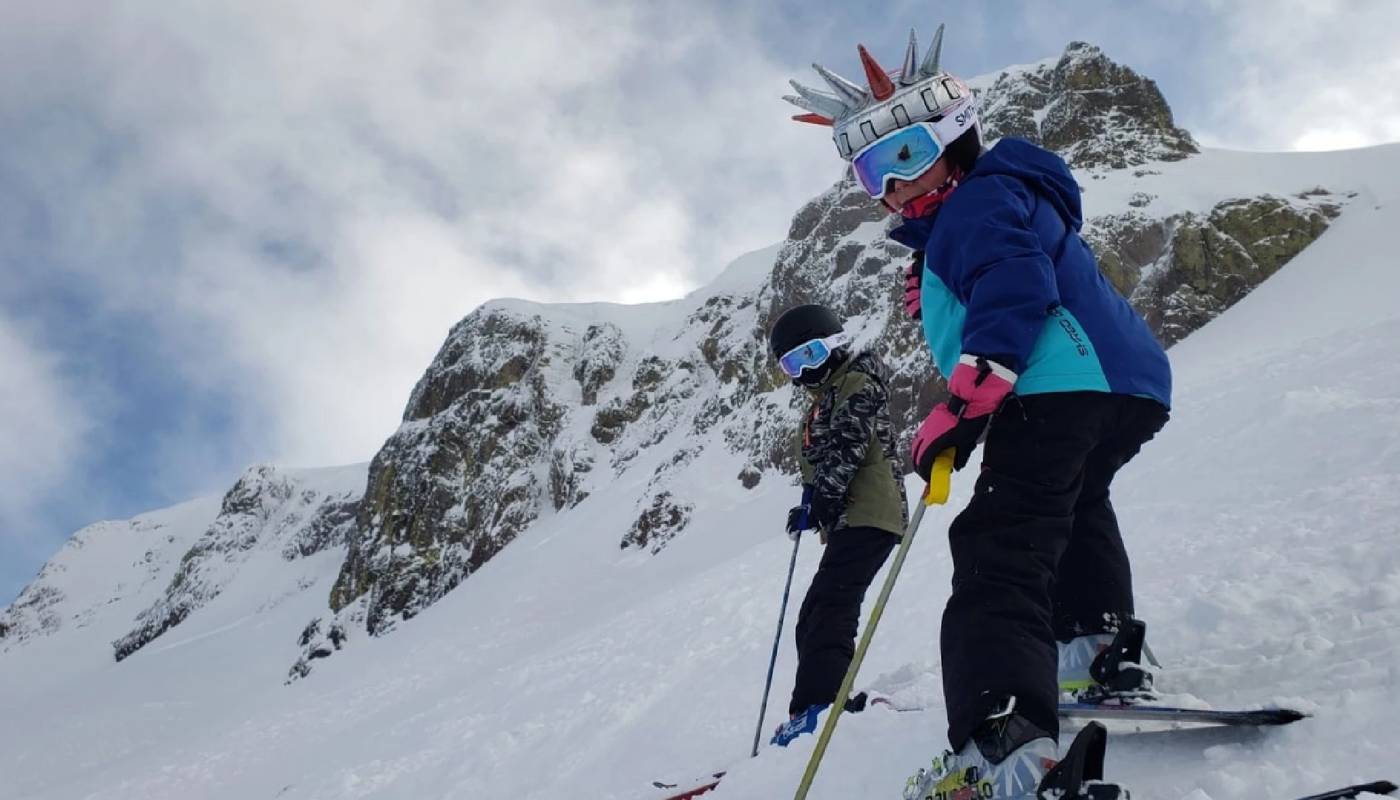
[767,304,908,746]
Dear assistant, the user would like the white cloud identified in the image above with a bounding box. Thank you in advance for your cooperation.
[0,0,837,470]
[1196,0,1400,151]
[0,315,93,547]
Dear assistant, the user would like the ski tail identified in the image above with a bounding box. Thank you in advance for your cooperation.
[654,772,725,799]
[658,776,723,799]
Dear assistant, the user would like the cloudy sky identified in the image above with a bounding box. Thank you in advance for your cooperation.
[2,0,1398,603]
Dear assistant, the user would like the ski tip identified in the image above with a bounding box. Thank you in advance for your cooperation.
[1059,702,1311,727]
[1298,779,1399,800]
[1267,707,1310,724]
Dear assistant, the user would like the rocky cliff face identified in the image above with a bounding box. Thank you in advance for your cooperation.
[973,42,1198,170]
[1087,193,1342,344]
[327,309,566,636]
[1,578,67,647]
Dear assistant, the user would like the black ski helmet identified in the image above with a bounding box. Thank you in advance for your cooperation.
[772,304,845,383]
[770,304,849,385]
[769,303,844,358]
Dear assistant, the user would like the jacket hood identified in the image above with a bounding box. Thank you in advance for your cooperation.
[965,138,1083,231]
[846,350,890,386]
[889,137,1083,249]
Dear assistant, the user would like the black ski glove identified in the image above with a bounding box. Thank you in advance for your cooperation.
[785,484,816,540]
[808,489,840,533]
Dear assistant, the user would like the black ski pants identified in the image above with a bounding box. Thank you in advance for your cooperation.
[789,526,899,715]
[940,392,1169,749]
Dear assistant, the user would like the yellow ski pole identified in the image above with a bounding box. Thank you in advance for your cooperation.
[793,448,955,800]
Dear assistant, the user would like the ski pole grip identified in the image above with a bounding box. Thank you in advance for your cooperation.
[923,448,955,506]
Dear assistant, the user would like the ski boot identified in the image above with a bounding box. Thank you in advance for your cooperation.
[1059,619,1156,705]
[902,699,1127,800]
[902,698,1055,800]
[771,703,825,747]
[771,693,870,747]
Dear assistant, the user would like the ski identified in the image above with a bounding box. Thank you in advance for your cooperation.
[651,702,1305,798]
[653,772,725,799]
[1293,780,1397,800]
[1059,702,1307,726]
[865,698,1308,727]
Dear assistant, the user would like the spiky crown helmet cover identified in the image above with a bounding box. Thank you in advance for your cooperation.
[784,24,979,162]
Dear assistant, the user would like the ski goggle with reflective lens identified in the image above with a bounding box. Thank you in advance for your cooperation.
[851,121,945,200]
[777,333,850,378]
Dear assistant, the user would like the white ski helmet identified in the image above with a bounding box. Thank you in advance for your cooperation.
[784,24,979,162]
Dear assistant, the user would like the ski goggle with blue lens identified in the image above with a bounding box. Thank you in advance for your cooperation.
[851,121,946,200]
[777,333,850,378]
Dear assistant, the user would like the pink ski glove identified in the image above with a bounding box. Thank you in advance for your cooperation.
[911,355,1017,478]
[903,254,923,320]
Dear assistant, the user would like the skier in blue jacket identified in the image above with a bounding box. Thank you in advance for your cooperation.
[785,24,1170,800]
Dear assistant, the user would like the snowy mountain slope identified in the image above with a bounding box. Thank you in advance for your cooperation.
[0,495,220,688]
[3,41,1400,800]
[0,144,1394,800]
[0,464,363,688]
[114,463,363,662]
[2,145,1395,799]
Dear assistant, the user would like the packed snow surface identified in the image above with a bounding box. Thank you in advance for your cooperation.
[3,143,1400,799]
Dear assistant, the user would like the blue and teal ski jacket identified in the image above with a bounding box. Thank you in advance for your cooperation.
[891,138,1172,406]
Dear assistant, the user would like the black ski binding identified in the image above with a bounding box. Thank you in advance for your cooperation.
[1037,722,1127,800]
[1081,619,1153,702]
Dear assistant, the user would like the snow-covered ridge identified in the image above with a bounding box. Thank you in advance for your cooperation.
[0,496,220,653]
[111,464,363,661]
[1,464,364,676]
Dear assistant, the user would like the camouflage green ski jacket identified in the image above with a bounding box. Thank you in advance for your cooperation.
[796,350,909,538]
